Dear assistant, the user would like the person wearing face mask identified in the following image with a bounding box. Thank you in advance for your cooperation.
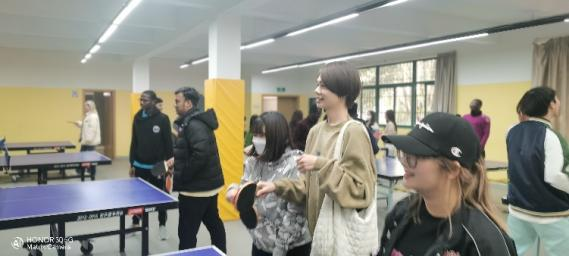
[226,112,311,256]
[256,61,378,255]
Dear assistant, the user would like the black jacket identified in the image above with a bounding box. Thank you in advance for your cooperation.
[173,108,224,192]
[129,108,174,166]
[507,120,569,214]
[380,196,517,256]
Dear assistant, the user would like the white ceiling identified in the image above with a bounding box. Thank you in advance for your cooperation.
[0,0,568,71]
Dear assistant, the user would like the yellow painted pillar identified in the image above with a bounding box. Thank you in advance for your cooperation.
[204,79,245,221]
[130,93,141,120]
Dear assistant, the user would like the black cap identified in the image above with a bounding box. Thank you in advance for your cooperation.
[382,112,481,169]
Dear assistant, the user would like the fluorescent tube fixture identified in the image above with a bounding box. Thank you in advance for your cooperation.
[357,33,489,58]
[565,18,569,22]
[98,24,119,43]
[113,0,142,25]
[179,64,189,69]
[191,57,209,65]
[241,38,275,50]
[262,65,300,74]
[81,59,87,64]
[89,44,101,54]
[382,0,409,8]
[263,32,489,74]
[286,13,359,37]
[85,53,92,60]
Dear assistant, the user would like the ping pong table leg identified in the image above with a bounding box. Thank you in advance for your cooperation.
[120,214,125,252]
[37,168,48,184]
[80,168,85,182]
[142,212,149,255]
[58,222,66,256]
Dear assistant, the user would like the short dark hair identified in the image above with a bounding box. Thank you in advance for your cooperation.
[248,112,292,162]
[142,90,158,101]
[471,99,482,108]
[318,61,361,108]
[517,86,557,118]
[156,97,163,104]
[175,87,200,107]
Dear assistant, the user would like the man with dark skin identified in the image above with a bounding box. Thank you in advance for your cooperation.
[129,90,173,240]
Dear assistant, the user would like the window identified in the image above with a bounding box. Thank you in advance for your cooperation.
[356,59,436,127]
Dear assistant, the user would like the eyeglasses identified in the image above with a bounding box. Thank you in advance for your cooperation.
[397,150,431,168]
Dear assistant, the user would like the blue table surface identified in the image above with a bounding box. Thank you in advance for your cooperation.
[0,151,110,167]
[152,246,225,256]
[0,178,176,221]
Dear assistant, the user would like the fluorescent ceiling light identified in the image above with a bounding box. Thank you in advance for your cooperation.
[241,38,275,50]
[113,0,142,25]
[262,65,299,74]
[85,53,92,59]
[382,0,409,8]
[81,59,87,64]
[264,32,489,74]
[89,44,101,54]
[357,33,489,59]
[191,57,209,65]
[565,18,569,22]
[179,64,189,69]
[286,13,359,37]
[98,24,119,43]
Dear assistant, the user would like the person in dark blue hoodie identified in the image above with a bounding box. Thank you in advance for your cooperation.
[506,86,569,256]
[170,87,226,252]
[129,90,173,240]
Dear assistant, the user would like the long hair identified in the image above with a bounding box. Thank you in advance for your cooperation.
[289,110,304,132]
[85,100,98,114]
[385,110,397,131]
[247,112,293,162]
[409,157,506,237]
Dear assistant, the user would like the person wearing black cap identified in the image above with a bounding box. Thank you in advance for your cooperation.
[379,112,517,256]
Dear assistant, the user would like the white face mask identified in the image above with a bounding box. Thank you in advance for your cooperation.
[252,137,266,155]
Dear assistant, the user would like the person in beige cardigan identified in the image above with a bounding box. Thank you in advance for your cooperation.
[256,62,378,253]
[71,100,101,180]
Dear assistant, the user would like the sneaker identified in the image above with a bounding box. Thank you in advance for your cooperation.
[159,225,168,240]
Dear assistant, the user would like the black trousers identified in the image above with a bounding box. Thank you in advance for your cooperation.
[78,145,96,180]
[133,167,167,225]
[178,193,226,252]
[252,242,311,256]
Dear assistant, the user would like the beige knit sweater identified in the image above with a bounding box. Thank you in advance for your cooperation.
[274,120,377,234]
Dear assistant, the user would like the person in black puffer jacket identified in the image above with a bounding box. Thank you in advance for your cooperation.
[170,87,226,252]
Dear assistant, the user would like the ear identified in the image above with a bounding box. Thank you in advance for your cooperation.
[446,161,462,180]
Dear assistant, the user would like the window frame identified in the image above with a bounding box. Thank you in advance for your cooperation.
[357,58,436,128]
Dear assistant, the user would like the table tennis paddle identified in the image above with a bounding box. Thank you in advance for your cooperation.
[232,182,258,229]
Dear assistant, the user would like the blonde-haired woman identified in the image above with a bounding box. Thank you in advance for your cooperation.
[379,112,517,255]
[72,100,101,180]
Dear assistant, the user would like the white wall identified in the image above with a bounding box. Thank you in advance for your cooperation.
[0,47,133,89]
[149,58,208,92]
[457,43,532,85]
[250,66,319,95]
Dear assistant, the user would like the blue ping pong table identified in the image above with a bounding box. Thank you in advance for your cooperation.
[0,151,111,184]
[152,246,226,256]
[0,178,178,256]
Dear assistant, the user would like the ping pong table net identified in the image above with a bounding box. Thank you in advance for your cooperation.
[0,137,10,172]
